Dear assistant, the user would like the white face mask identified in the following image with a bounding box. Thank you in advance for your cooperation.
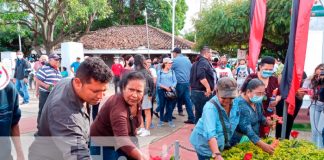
[17,55,23,59]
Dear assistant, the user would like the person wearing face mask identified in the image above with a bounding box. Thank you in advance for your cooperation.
[34,54,62,125]
[190,77,239,160]
[243,56,281,137]
[13,51,32,105]
[235,59,253,91]
[215,56,233,79]
[230,78,275,154]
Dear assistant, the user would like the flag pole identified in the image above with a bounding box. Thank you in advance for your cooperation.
[281,102,288,139]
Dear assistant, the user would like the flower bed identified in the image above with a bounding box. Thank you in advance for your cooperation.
[222,138,324,160]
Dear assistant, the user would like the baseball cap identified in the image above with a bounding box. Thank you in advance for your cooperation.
[163,57,173,63]
[48,54,61,60]
[172,47,181,54]
[0,63,10,90]
[217,77,237,98]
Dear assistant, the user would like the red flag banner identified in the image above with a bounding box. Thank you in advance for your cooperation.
[248,0,267,71]
[286,0,314,115]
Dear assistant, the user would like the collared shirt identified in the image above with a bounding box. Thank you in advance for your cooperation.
[36,64,62,92]
[171,54,192,83]
[157,69,177,88]
[29,78,90,160]
[190,96,240,156]
[231,96,266,144]
[190,55,215,91]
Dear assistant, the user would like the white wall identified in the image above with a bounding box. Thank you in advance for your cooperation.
[60,42,84,77]
[304,31,324,77]
[1,52,17,78]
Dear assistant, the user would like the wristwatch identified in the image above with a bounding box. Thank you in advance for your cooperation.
[211,152,221,158]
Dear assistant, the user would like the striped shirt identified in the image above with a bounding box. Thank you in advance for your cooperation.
[36,64,62,92]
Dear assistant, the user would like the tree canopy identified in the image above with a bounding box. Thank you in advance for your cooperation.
[194,0,291,60]
[92,0,188,35]
[0,0,111,55]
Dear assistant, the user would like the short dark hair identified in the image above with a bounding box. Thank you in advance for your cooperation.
[241,78,265,93]
[119,71,146,92]
[260,56,275,66]
[77,57,81,60]
[63,67,67,71]
[75,57,112,83]
[134,54,146,70]
[200,46,210,55]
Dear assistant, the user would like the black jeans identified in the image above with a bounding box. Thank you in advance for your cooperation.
[275,97,303,139]
[38,90,50,124]
[113,76,120,94]
[190,90,213,124]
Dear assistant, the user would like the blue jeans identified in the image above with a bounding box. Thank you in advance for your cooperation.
[158,89,176,122]
[15,79,29,103]
[310,102,324,148]
[176,83,195,122]
[191,90,213,124]
[197,153,210,160]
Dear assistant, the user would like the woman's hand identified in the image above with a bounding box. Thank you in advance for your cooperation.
[214,155,224,160]
[258,141,275,154]
[296,88,307,100]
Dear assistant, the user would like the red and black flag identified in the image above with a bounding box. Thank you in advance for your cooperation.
[248,0,267,71]
[280,0,314,115]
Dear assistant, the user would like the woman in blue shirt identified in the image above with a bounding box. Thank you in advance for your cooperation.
[190,77,240,160]
[231,78,274,154]
[156,57,177,127]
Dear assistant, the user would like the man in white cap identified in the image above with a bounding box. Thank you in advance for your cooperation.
[0,63,24,160]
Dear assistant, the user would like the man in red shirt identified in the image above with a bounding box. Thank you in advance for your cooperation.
[111,58,123,93]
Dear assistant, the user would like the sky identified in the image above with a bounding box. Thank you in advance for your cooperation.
[181,0,213,34]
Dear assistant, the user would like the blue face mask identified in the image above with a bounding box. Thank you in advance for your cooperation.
[250,95,264,104]
[261,70,274,78]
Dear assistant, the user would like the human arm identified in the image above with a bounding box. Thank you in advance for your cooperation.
[11,124,24,160]
[237,105,262,144]
[35,69,50,90]
[171,70,177,88]
[255,141,274,154]
[49,106,91,160]
[202,105,224,159]
[10,86,24,160]
[110,107,146,160]
[200,78,211,97]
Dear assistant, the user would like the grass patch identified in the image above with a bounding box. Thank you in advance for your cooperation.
[292,123,311,132]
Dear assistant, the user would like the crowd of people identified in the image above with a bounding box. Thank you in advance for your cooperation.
[0,47,324,160]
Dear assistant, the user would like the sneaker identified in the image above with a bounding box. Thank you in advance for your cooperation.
[157,121,164,127]
[168,121,176,128]
[136,128,145,135]
[139,129,151,137]
[150,123,155,129]
[172,116,176,119]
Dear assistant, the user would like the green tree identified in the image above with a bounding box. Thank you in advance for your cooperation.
[194,0,291,59]
[0,0,111,55]
[92,0,188,35]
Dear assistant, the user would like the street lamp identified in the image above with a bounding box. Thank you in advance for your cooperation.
[166,0,176,58]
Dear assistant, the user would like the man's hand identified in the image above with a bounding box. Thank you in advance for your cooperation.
[13,78,16,84]
[23,78,28,84]
[205,88,212,97]
[296,88,307,100]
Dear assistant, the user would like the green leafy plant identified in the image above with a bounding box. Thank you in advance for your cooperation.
[222,138,324,160]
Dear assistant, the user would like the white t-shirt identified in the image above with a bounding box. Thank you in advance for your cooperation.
[149,68,157,78]
[236,65,253,89]
[215,67,233,79]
